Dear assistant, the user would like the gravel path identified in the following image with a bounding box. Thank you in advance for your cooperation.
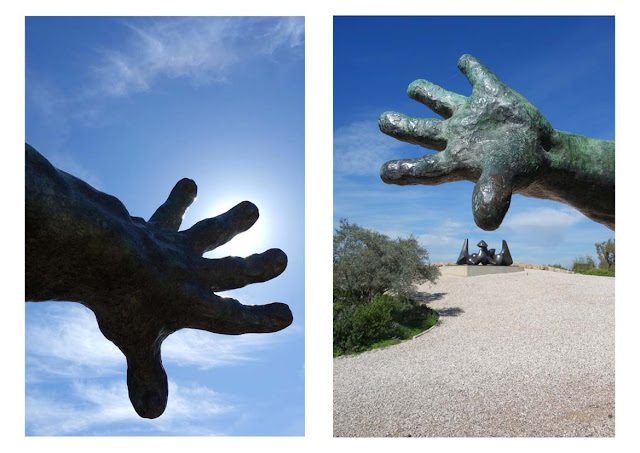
[333,269,615,437]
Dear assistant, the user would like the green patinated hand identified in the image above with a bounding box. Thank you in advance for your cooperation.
[379,54,614,231]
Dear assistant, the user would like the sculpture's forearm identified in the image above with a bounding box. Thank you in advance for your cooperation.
[521,131,615,229]
[25,144,137,301]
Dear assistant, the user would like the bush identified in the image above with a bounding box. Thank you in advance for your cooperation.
[333,294,399,354]
[333,219,440,302]
[333,300,357,354]
[333,294,439,356]
[571,255,596,273]
[574,267,615,277]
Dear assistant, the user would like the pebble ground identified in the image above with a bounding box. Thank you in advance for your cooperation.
[333,269,615,437]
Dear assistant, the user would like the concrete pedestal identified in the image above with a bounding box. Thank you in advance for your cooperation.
[440,265,524,277]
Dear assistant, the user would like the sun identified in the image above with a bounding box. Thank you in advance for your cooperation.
[199,195,271,259]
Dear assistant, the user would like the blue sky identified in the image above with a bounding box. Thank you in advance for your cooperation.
[334,16,614,268]
[25,16,304,436]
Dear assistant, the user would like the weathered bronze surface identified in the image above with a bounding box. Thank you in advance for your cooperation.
[379,54,614,231]
[25,144,292,419]
[456,239,513,266]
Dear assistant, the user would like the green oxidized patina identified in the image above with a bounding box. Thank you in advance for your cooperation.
[379,54,614,231]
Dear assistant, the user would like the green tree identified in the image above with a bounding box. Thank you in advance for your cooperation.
[595,238,615,270]
[333,219,439,302]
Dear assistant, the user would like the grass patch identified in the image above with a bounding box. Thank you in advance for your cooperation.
[333,294,439,357]
[573,267,615,277]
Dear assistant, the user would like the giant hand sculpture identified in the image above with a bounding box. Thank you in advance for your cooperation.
[379,54,614,231]
[25,144,293,419]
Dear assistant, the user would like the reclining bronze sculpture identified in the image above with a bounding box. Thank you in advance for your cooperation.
[456,239,513,266]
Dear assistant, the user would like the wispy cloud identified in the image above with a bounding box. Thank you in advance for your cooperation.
[26,304,124,382]
[162,329,284,369]
[416,219,470,253]
[502,205,586,247]
[25,76,67,125]
[26,379,234,436]
[46,151,104,190]
[334,120,408,176]
[25,302,295,435]
[91,17,304,98]
[26,302,290,382]
[27,17,304,129]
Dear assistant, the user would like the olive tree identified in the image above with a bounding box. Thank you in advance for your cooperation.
[595,238,615,270]
[333,219,439,302]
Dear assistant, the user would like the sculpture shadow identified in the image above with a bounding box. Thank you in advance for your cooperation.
[414,292,447,303]
[438,307,464,317]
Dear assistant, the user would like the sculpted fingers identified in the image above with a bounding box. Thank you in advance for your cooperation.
[184,201,259,254]
[186,293,293,335]
[148,178,197,231]
[126,348,169,419]
[407,79,467,118]
[472,168,513,231]
[458,54,504,94]
[379,112,447,151]
[203,249,288,292]
[380,152,460,186]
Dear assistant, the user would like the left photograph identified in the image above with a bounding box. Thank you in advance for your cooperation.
[25,16,304,436]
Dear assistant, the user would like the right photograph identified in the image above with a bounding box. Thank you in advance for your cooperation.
[333,16,614,437]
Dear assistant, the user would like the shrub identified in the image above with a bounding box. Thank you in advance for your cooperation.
[571,255,595,273]
[333,293,439,356]
[333,300,358,354]
[574,267,615,277]
[334,294,399,353]
[333,219,440,302]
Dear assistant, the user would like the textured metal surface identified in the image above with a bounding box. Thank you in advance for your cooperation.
[379,54,614,231]
[456,239,513,266]
[25,144,292,419]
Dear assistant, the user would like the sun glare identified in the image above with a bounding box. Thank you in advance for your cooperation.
[201,196,270,259]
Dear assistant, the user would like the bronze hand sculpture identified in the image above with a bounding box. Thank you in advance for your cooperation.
[379,54,614,231]
[25,144,293,419]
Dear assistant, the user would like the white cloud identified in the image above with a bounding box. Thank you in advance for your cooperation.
[26,302,290,382]
[27,17,304,133]
[91,17,304,98]
[254,16,305,54]
[26,304,124,382]
[25,301,298,435]
[502,205,586,247]
[26,379,233,436]
[417,226,467,251]
[503,206,584,229]
[162,329,282,369]
[334,120,407,176]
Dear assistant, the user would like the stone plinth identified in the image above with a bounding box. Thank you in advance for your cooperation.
[439,265,524,277]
